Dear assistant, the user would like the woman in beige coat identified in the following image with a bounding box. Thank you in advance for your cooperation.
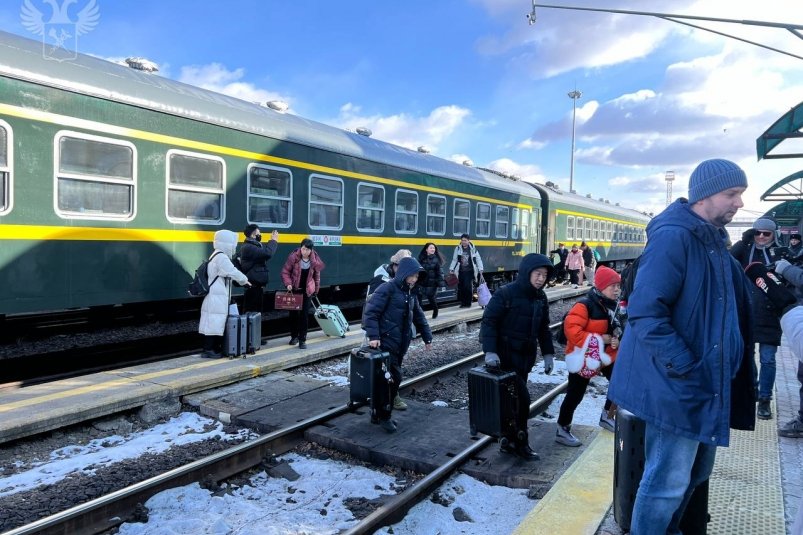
[199,230,250,357]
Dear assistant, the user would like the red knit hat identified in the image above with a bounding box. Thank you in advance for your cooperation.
[594,266,621,291]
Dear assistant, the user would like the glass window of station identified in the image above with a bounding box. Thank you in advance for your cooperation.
[166,150,224,223]
[426,194,446,235]
[309,174,343,230]
[248,164,291,227]
[453,199,470,236]
[0,122,10,214]
[356,183,384,232]
[476,203,491,238]
[56,132,136,220]
[395,189,418,234]
[495,205,509,238]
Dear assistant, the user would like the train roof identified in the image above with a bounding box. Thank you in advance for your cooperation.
[0,31,539,201]
[529,183,652,223]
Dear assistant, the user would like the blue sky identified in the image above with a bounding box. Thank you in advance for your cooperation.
[4,0,803,219]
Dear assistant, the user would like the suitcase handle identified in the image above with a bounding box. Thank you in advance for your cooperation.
[310,295,322,311]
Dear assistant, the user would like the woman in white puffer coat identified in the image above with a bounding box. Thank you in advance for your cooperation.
[199,230,250,357]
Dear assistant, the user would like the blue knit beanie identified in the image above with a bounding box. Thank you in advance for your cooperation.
[687,159,748,204]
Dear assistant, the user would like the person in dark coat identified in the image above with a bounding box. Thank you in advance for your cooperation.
[418,243,446,319]
[730,217,781,420]
[363,257,433,433]
[239,224,279,313]
[608,159,756,535]
[789,233,803,258]
[480,253,555,460]
[549,243,569,284]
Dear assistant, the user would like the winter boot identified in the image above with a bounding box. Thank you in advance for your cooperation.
[393,395,408,410]
[556,424,582,447]
[779,417,803,438]
[599,409,616,433]
[757,399,772,420]
[514,433,540,461]
[379,418,397,434]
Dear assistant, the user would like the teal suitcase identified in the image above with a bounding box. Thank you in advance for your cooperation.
[311,296,349,338]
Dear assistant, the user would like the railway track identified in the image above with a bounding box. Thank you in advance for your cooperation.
[3,351,569,535]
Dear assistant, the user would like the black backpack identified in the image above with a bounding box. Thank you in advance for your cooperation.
[554,310,571,345]
[188,251,223,297]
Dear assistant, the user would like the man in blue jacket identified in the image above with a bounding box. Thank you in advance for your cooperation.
[608,159,756,534]
[363,257,433,433]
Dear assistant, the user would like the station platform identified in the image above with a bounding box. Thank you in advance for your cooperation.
[0,285,586,445]
[513,343,803,535]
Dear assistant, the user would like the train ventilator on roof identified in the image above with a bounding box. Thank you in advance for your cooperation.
[125,57,158,72]
[356,127,372,137]
[266,100,289,112]
[417,146,430,153]
[462,159,474,167]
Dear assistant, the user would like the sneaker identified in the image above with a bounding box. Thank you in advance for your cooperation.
[779,417,803,438]
[393,395,408,410]
[379,418,397,434]
[599,410,616,433]
[757,399,772,420]
[200,350,221,359]
[289,337,299,346]
[298,341,307,349]
[556,424,582,447]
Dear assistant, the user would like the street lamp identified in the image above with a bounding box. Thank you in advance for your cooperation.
[568,89,582,194]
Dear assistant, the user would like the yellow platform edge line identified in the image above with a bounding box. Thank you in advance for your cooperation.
[512,430,614,535]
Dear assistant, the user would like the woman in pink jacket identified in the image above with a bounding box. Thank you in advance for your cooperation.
[565,244,585,288]
[281,238,325,349]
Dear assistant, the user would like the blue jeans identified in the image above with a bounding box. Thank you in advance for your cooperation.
[757,343,778,400]
[630,423,717,535]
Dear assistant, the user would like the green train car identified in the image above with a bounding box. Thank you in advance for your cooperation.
[0,30,559,315]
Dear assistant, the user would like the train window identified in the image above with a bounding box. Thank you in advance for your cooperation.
[453,199,470,236]
[309,174,343,230]
[248,164,292,227]
[426,194,446,235]
[476,203,491,238]
[521,210,530,239]
[495,205,509,238]
[585,219,592,241]
[166,150,224,223]
[567,216,575,240]
[576,217,584,240]
[356,183,384,232]
[56,132,136,220]
[511,208,520,239]
[395,189,418,234]
[607,222,612,241]
[592,220,599,240]
[0,122,10,215]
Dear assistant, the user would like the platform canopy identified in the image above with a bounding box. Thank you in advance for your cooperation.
[760,199,803,229]
[760,170,803,201]
[756,101,803,160]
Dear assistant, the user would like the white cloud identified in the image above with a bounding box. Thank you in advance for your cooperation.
[178,63,292,109]
[335,104,472,153]
[485,157,547,183]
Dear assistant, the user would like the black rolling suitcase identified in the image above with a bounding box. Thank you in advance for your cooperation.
[245,312,261,354]
[224,314,247,358]
[613,408,646,531]
[614,408,710,534]
[467,365,517,439]
[349,347,391,417]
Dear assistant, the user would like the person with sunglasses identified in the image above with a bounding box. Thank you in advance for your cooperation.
[730,217,782,420]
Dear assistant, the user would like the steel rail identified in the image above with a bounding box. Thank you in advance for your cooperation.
[1,352,489,535]
[343,381,570,535]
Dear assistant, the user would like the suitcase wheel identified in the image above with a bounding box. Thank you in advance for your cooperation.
[500,436,510,448]
[340,334,346,338]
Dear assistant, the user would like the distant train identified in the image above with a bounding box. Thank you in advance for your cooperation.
[0,30,649,316]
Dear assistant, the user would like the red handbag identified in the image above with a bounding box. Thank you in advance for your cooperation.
[274,291,303,311]
[445,273,458,288]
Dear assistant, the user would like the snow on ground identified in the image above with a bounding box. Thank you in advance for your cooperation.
[0,413,253,498]
[2,360,612,533]
[115,453,534,535]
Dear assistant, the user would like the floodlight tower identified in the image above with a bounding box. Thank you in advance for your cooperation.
[665,170,675,206]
